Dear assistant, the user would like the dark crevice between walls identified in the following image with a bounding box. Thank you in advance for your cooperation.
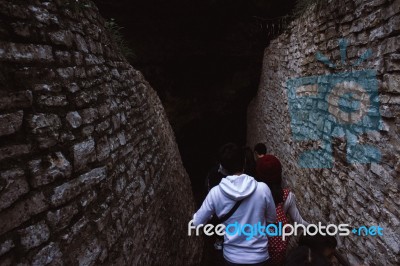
[0,1,202,264]
[94,0,296,204]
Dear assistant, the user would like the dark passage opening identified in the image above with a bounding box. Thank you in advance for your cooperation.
[94,0,296,203]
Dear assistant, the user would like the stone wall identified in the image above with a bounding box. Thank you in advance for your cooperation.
[0,1,202,265]
[247,0,399,265]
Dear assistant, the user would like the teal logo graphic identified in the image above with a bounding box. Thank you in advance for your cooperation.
[352,225,383,236]
[286,39,382,168]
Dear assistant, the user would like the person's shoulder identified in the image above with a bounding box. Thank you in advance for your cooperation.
[256,181,272,194]
[210,184,220,192]
[257,181,268,188]
[254,182,274,203]
[209,185,222,197]
[203,186,222,206]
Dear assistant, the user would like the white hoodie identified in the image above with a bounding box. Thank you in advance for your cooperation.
[193,174,276,264]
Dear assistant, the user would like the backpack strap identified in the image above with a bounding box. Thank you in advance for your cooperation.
[217,199,244,224]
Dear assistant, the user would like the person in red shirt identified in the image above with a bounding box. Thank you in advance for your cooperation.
[256,155,309,266]
[254,143,267,160]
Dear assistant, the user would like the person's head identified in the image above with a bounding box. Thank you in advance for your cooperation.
[256,155,282,184]
[254,143,267,158]
[218,143,245,175]
[256,155,283,204]
[256,154,283,205]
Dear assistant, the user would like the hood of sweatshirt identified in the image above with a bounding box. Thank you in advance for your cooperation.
[219,174,257,200]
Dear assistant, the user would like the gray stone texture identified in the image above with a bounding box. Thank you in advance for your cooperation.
[18,221,50,249]
[28,152,72,188]
[0,169,29,211]
[0,111,23,137]
[72,138,96,172]
[247,0,400,265]
[0,0,202,265]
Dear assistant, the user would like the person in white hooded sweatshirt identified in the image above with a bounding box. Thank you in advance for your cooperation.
[193,143,276,266]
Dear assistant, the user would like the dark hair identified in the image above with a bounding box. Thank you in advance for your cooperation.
[268,182,284,205]
[243,147,256,177]
[219,143,245,175]
[254,143,267,155]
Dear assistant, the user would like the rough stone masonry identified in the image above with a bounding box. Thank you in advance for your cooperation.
[248,0,399,265]
[0,0,202,265]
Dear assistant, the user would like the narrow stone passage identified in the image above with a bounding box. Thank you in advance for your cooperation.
[0,1,201,265]
[0,0,399,266]
[247,1,400,264]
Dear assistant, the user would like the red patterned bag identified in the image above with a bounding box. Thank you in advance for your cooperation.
[268,188,290,266]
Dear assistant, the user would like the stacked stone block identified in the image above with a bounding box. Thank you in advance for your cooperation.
[247,0,399,265]
[0,1,201,265]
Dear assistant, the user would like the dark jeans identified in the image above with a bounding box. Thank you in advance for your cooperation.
[224,259,270,266]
